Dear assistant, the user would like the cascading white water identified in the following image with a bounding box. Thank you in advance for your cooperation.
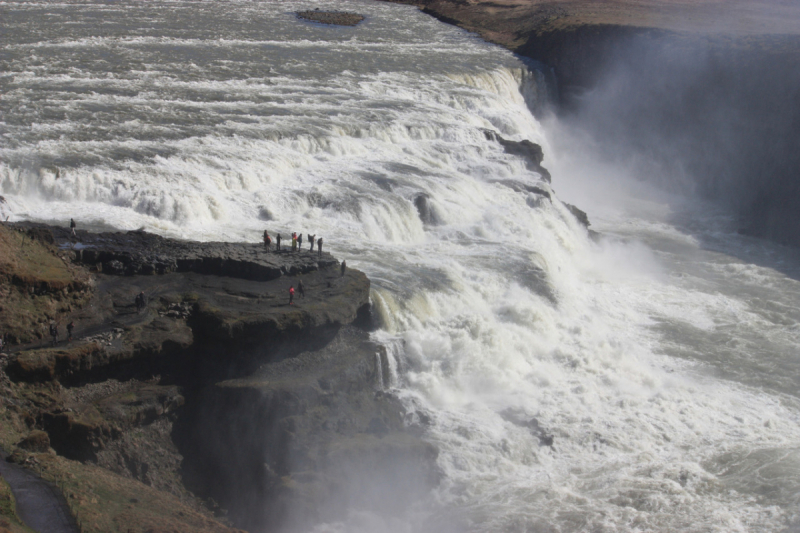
[2,1,800,532]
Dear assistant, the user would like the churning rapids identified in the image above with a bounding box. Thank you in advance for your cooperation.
[2,1,800,532]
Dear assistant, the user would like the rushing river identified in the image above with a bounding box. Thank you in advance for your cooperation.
[2,1,799,532]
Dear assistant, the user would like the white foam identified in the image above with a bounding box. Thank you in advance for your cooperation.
[4,2,800,531]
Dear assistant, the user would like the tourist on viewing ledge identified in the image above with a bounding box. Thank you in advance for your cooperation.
[263,230,271,251]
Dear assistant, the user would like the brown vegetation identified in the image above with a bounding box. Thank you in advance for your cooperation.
[0,225,93,345]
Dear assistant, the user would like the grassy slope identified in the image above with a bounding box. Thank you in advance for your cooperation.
[0,225,92,345]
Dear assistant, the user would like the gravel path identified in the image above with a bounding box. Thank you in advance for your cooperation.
[0,450,78,533]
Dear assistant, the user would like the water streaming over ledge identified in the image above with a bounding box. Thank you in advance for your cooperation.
[2,1,800,532]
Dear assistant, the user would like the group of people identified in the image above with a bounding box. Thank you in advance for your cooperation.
[48,321,75,346]
[263,230,324,257]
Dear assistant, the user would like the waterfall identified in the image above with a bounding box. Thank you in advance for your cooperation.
[3,1,800,532]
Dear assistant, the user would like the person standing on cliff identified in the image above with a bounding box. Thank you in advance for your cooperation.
[50,323,59,346]
[317,237,323,257]
[69,218,76,236]
[276,233,281,251]
[291,232,297,252]
[263,230,271,251]
[309,234,315,252]
[297,233,303,251]
[135,291,147,313]
[341,259,346,277]
[289,285,295,305]
[298,279,305,299]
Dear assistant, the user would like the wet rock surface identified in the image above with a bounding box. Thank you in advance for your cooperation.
[296,10,365,26]
[178,326,440,533]
[483,129,552,183]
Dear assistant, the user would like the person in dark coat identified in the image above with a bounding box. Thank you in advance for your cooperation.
[309,235,315,251]
[135,291,147,313]
[341,259,346,277]
[67,321,75,342]
[317,237,323,257]
[69,218,76,235]
[50,323,59,346]
[298,279,305,298]
[297,233,303,251]
[276,233,281,251]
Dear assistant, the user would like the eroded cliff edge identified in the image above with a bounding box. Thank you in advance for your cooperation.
[0,223,436,533]
[385,0,800,248]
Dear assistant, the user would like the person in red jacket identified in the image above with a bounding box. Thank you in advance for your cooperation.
[289,285,295,305]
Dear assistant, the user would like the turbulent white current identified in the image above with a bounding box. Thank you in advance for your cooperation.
[2,1,800,532]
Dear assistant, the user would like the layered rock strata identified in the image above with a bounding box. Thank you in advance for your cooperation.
[0,223,435,532]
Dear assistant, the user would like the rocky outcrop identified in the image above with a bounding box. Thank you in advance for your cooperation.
[564,202,590,228]
[47,226,335,280]
[0,223,398,533]
[296,10,365,26]
[483,129,552,183]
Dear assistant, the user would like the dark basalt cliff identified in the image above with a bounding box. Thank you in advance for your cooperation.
[0,223,437,532]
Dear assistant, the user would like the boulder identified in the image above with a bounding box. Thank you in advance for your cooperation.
[16,430,51,453]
